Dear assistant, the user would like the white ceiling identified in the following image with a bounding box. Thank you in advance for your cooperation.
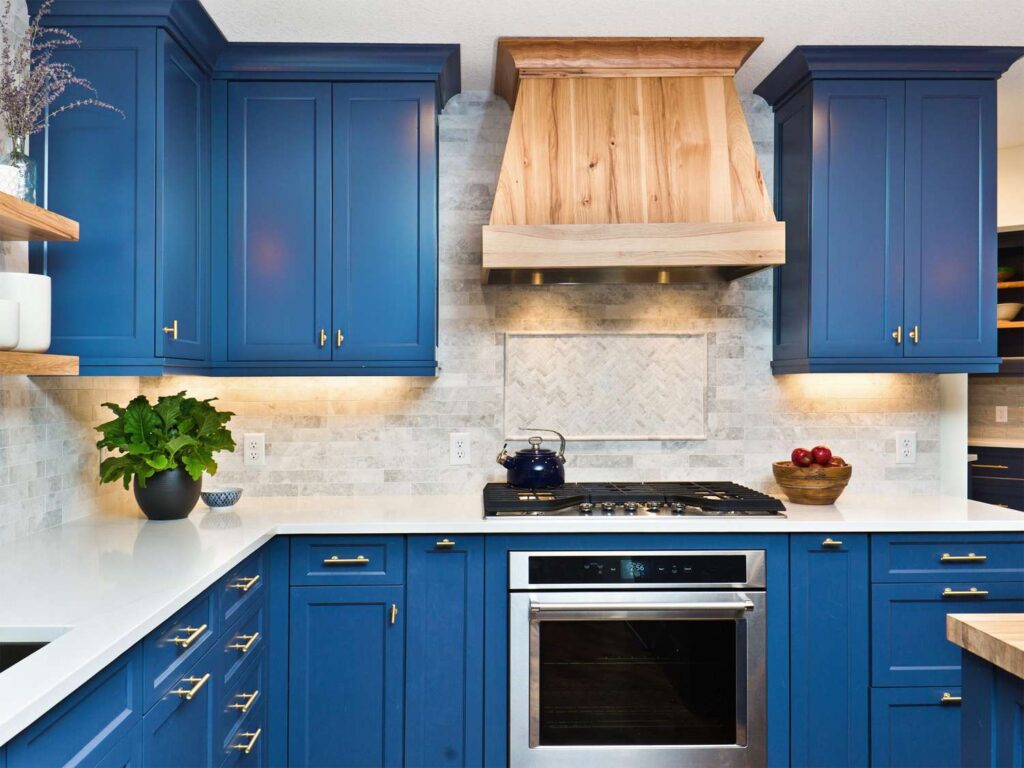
[199,0,1024,146]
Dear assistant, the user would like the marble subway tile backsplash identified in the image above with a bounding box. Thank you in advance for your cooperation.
[969,377,1023,441]
[0,91,943,543]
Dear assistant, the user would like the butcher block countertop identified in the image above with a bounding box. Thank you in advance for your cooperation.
[947,614,1024,680]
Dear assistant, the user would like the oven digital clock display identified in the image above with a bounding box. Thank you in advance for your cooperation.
[528,554,747,584]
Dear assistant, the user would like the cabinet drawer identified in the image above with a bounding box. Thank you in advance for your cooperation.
[219,549,266,625]
[220,702,266,768]
[215,648,266,758]
[970,477,1024,511]
[7,646,142,768]
[143,590,219,710]
[872,581,1024,686]
[142,644,216,768]
[969,446,1024,477]
[218,596,267,688]
[871,533,1024,582]
[290,536,405,586]
[870,687,962,768]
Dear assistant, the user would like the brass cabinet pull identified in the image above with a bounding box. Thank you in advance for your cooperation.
[908,325,920,343]
[390,603,398,625]
[940,553,987,563]
[229,574,260,592]
[231,728,262,755]
[436,538,456,549]
[891,326,902,344]
[336,329,344,347]
[940,692,962,705]
[822,538,843,548]
[319,328,327,347]
[972,464,1009,470]
[228,632,260,653]
[162,319,179,340]
[323,555,370,566]
[942,587,989,598]
[228,689,260,713]
[171,624,208,648]
[171,672,211,700]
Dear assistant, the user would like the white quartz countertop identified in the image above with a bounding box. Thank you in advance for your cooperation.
[969,437,1024,449]
[0,492,1022,746]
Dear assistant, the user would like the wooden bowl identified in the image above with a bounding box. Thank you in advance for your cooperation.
[772,461,852,505]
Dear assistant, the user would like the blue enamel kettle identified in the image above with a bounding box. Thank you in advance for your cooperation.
[496,428,567,489]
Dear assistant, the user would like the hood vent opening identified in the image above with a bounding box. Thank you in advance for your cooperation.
[483,37,785,285]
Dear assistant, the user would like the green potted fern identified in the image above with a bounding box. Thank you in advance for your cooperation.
[95,392,236,520]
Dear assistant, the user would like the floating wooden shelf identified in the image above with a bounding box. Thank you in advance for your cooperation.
[0,190,79,242]
[997,320,1024,329]
[0,351,78,375]
[997,280,1024,289]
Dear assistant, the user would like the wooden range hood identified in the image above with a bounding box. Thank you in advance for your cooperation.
[483,37,785,284]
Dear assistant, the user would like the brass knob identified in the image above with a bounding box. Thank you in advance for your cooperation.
[822,538,843,548]
[162,319,179,340]
[909,325,920,344]
[891,326,902,344]
[940,692,962,704]
[436,538,456,549]
[319,328,327,347]
[336,329,344,347]
[390,603,398,625]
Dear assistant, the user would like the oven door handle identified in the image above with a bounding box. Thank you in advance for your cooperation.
[529,598,755,617]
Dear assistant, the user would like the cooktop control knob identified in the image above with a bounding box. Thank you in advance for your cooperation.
[645,501,661,512]
[623,502,638,515]
[601,502,616,515]
[670,502,686,515]
[579,502,594,515]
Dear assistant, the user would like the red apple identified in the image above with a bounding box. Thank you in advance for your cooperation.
[791,448,813,467]
[812,445,833,466]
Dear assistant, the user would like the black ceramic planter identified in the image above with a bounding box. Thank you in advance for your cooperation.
[133,468,202,521]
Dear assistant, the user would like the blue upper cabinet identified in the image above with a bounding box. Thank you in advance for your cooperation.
[332,83,437,367]
[224,82,333,363]
[756,46,1024,374]
[29,1,459,377]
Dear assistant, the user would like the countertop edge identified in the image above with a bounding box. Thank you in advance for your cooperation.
[946,613,1024,681]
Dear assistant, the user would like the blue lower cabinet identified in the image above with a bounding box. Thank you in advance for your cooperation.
[961,650,1024,767]
[96,723,144,768]
[872,581,1024,686]
[7,645,143,768]
[870,687,962,768]
[289,586,405,767]
[142,647,217,768]
[789,534,869,767]
[405,536,484,767]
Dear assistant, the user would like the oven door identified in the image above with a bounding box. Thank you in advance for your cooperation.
[509,590,766,768]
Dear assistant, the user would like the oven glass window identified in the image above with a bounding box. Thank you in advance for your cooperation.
[536,619,738,746]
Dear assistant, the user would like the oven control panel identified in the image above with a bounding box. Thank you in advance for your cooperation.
[527,554,748,585]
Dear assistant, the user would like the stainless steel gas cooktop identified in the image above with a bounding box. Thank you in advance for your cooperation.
[483,481,786,518]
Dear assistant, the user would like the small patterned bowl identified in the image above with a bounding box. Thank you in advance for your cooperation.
[201,487,243,509]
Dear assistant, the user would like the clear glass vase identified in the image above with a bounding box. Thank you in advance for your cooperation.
[0,135,37,205]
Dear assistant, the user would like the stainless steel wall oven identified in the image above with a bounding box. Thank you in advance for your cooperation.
[509,550,767,767]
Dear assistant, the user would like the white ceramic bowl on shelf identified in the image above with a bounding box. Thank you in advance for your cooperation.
[0,298,18,350]
[997,302,1023,321]
[0,273,49,352]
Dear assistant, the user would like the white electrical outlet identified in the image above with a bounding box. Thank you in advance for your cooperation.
[996,405,1009,423]
[244,433,265,466]
[895,431,917,465]
[449,432,471,465]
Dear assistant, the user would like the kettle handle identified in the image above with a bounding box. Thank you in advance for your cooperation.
[518,427,566,460]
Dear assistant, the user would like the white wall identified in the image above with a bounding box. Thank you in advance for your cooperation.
[999,144,1024,230]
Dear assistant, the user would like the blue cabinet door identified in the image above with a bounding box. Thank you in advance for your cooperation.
[289,586,404,767]
[904,79,997,359]
[405,536,484,767]
[789,534,869,768]
[870,687,962,768]
[157,34,209,362]
[809,81,905,359]
[226,82,332,362]
[332,83,437,363]
[95,723,144,768]
[33,27,157,360]
[142,648,216,768]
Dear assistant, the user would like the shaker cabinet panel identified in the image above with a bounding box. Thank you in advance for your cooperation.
[789,534,869,768]
[288,586,405,768]
[34,27,157,360]
[226,82,333,362]
[158,35,209,362]
[142,646,217,768]
[904,79,997,359]
[331,83,437,363]
[870,687,962,768]
[405,536,485,767]
[809,81,905,360]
